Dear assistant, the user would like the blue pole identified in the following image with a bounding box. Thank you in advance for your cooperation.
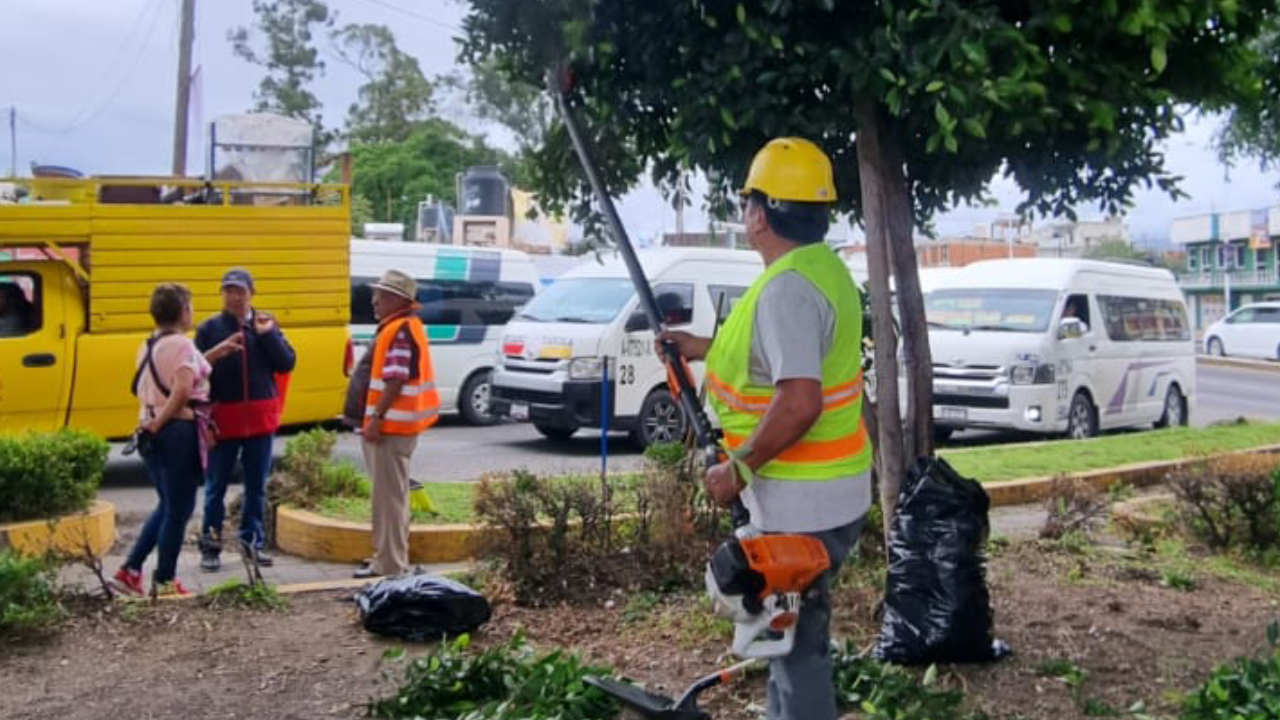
[600,358,610,479]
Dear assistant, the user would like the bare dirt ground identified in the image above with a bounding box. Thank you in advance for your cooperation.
[2,539,1278,720]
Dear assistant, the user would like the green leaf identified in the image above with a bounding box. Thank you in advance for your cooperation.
[926,133,941,153]
[944,134,958,153]
[922,664,938,686]
[382,647,407,662]
[770,35,784,51]
[926,80,945,93]
[720,108,736,129]
[962,118,986,139]
[934,102,952,128]
[879,67,898,84]
[1151,44,1167,74]
[1055,14,1073,33]
[736,3,746,25]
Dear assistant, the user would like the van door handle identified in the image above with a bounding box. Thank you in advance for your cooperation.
[1088,345,1097,353]
[22,353,57,368]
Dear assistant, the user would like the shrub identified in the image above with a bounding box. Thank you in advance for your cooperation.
[473,448,725,605]
[1169,454,1280,552]
[202,578,288,611]
[0,429,108,522]
[1182,621,1280,719]
[0,551,65,637]
[369,634,617,720]
[1040,475,1108,541]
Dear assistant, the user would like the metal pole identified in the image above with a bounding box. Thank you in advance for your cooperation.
[171,0,196,176]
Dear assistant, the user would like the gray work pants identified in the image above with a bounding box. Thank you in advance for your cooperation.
[766,517,864,720]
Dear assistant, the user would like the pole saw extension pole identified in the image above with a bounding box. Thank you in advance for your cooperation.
[548,68,748,528]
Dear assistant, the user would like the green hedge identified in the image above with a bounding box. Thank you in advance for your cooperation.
[0,429,109,523]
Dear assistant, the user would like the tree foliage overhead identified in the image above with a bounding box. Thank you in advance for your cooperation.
[229,0,335,142]
[1217,20,1280,172]
[334,23,436,145]
[461,0,1268,226]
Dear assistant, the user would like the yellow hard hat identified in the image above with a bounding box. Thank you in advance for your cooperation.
[739,137,837,203]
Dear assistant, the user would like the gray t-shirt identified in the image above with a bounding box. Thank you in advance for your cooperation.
[738,270,871,533]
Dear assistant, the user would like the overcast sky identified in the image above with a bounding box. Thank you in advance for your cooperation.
[4,0,1278,245]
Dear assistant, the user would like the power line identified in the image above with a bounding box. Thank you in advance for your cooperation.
[348,0,460,32]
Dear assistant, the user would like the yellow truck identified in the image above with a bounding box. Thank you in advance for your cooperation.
[0,177,352,439]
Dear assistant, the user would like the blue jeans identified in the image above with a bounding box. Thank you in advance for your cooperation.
[125,420,201,584]
[202,434,273,552]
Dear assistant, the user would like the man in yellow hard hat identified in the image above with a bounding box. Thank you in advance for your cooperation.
[660,138,872,720]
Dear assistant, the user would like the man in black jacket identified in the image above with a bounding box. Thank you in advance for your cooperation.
[195,269,296,571]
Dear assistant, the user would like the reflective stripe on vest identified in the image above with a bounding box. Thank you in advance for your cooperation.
[704,243,872,481]
[366,315,439,435]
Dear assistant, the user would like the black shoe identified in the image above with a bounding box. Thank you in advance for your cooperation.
[353,562,382,579]
[252,549,275,568]
[200,553,221,573]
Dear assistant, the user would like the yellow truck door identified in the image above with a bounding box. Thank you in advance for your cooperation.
[0,263,74,431]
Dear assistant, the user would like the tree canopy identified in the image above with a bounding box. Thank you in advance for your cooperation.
[461,0,1274,525]
[334,23,436,145]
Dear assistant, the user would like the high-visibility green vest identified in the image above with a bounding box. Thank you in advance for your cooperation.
[705,243,871,480]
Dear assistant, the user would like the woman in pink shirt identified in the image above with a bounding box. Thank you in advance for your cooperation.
[113,283,243,597]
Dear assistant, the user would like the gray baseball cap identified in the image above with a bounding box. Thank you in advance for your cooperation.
[221,268,255,292]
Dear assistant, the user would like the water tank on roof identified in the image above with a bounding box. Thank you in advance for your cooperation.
[457,166,510,217]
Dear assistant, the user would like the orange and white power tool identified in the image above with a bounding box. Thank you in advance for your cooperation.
[705,533,831,658]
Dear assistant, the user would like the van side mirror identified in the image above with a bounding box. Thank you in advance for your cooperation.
[1058,317,1087,340]
[625,311,650,333]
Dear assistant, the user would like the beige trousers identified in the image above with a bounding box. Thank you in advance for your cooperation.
[361,433,419,576]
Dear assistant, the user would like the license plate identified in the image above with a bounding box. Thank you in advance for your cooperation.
[940,406,968,421]
[510,402,530,421]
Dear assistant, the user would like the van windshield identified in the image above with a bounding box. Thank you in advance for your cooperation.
[516,278,635,324]
[926,288,1058,333]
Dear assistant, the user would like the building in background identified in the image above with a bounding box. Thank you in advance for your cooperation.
[1026,216,1129,258]
[1171,208,1280,330]
[915,237,1037,267]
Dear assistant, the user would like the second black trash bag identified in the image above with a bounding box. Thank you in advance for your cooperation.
[874,455,1010,665]
[356,574,492,642]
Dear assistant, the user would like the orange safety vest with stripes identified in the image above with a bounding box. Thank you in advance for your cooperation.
[704,242,872,481]
[366,314,440,435]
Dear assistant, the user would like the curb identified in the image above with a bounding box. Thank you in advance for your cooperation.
[273,444,1280,566]
[980,443,1280,506]
[1196,355,1280,373]
[0,500,115,559]
[276,505,487,565]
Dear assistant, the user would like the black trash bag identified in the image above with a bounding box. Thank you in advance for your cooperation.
[874,455,1011,664]
[356,574,491,642]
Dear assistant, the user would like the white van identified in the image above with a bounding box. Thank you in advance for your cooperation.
[490,248,764,446]
[350,240,541,424]
[926,258,1195,439]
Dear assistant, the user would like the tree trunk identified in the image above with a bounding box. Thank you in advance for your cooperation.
[878,124,936,461]
[854,97,906,538]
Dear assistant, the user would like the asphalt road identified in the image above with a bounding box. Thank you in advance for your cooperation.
[100,360,1280,491]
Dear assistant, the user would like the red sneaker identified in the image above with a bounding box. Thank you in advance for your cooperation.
[152,580,193,598]
[112,567,145,597]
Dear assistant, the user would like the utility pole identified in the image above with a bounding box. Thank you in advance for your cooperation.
[171,0,196,176]
[8,106,15,177]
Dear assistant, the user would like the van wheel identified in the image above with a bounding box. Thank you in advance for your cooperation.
[631,388,687,449]
[1155,385,1187,429]
[1207,337,1225,356]
[1066,392,1098,440]
[459,371,497,426]
[535,424,577,441]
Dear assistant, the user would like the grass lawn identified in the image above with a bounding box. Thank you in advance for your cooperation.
[941,421,1280,483]
[315,482,477,525]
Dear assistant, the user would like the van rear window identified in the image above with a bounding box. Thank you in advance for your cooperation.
[351,277,535,327]
[1097,296,1190,342]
